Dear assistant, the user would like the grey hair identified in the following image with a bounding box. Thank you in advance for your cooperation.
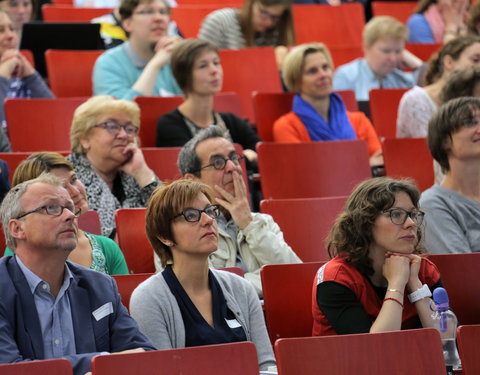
[1,173,63,251]
[177,126,232,177]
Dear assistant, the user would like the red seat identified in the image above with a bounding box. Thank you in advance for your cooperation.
[293,3,365,46]
[457,325,480,375]
[406,43,442,63]
[91,342,259,374]
[176,0,242,5]
[45,50,103,97]
[112,273,153,311]
[275,328,445,375]
[261,262,326,344]
[219,47,282,122]
[257,141,371,199]
[369,88,408,139]
[382,137,434,191]
[0,358,73,375]
[371,1,418,23]
[171,6,220,38]
[135,93,241,148]
[20,49,35,68]
[141,147,182,182]
[42,5,113,22]
[253,91,357,142]
[428,253,480,325]
[329,45,363,68]
[78,210,102,236]
[115,208,153,274]
[5,98,88,151]
[260,197,346,262]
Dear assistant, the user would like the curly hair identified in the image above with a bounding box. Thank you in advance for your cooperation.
[327,177,423,277]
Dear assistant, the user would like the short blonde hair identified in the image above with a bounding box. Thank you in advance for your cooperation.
[70,96,140,154]
[363,16,408,47]
[145,179,216,268]
[282,42,334,93]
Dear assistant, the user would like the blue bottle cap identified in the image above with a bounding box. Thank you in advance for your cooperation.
[433,287,449,308]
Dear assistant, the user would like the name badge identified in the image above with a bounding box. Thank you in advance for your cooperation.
[92,302,113,321]
[225,318,242,329]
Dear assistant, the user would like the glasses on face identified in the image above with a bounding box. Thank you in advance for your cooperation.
[382,208,425,226]
[16,204,82,220]
[257,5,282,23]
[173,204,220,222]
[195,153,244,173]
[93,121,139,137]
[134,7,170,16]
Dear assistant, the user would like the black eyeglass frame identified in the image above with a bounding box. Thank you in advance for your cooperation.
[382,207,425,226]
[193,153,245,173]
[15,204,82,220]
[93,121,139,136]
[172,204,221,223]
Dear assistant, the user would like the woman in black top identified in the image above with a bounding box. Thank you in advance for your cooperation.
[156,38,260,164]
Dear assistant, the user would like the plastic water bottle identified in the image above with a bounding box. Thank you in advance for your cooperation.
[432,287,461,374]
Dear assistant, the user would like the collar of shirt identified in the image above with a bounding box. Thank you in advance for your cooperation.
[124,41,147,69]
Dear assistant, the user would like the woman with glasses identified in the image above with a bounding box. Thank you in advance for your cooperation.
[130,179,275,370]
[420,97,480,254]
[313,177,442,336]
[198,0,295,68]
[93,0,182,100]
[68,96,160,238]
[156,39,260,166]
[3,152,129,275]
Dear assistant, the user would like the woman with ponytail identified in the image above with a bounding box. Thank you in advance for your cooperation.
[397,35,480,138]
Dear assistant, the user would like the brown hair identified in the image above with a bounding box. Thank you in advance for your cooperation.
[119,0,169,20]
[145,179,216,268]
[239,0,295,47]
[441,67,480,102]
[327,177,423,277]
[171,38,219,94]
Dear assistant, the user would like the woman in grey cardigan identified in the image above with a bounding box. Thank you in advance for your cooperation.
[130,179,275,371]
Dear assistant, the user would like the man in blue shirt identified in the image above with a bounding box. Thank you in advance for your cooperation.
[0,174,155,375]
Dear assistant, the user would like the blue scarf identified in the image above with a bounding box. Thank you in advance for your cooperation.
[292,93,357,141]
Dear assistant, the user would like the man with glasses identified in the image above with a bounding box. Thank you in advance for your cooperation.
[172,126,301,297]
[0,175,155,375]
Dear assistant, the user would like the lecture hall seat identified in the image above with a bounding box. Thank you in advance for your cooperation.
[257,140,371,199]
[382,137,434,192]
[369,88,408,139]
[260,196,347,262]
[371,1,418,24]
[457,325,480,375]
[0,358,73,375]
[42,5,113,22]
[261,262,326,344]
[112,273,154,311]
[274,328,446,375]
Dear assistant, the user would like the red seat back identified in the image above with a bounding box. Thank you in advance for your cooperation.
[371,1,418,23]
[369,88,408,139]
[457,325,480,375]
[42,4,113,22]
[113,273,153,311]
[0,359,73,375]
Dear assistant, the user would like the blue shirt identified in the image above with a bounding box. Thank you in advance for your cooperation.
[333,58,417,101]
[407,14,435,43]
[16,256,76,359]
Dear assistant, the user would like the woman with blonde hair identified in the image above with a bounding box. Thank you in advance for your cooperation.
[198,0,295,67]
[274,42,383,167]
[130,179,275,370]
[69,95,160,238]
[3,152,129,275]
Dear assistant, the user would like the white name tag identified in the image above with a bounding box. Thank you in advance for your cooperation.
[225,318,242,329]
[92,302,113,321]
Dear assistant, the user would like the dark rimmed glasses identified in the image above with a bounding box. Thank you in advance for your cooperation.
[93,121,139,137]
[16,204,82,220]
[173,204,220,222]
[195,153,244,173]
[382,208,425,226]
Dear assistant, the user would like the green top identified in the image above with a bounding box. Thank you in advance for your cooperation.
[3,231,129,276]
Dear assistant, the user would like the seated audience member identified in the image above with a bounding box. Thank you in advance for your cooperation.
[441,66,480,101]
[0,174,155,375]
[157,39,260,166]
[93,0,182,100]
[274,42,383,167]
[407,0,468,44]
[420,97,480,254]
[3,152,129,275]
[333,16,422,101]
[68,96,160,238]
[313,177,442,336]
[0,9,53,151]
[198,0,295,68]
[468,1,480,36]
[130,179,275,370]
[0,158,9,201]
[397,35,480,138]
[0,0,34,39]
[169,126,301,296]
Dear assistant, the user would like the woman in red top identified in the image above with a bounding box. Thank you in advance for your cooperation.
[274,42,383,168]
[312,177,442,336]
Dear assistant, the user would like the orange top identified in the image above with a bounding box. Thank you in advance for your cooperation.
[273,111,381,157]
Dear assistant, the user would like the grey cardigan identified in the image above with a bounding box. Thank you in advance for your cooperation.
[130,269,275,370]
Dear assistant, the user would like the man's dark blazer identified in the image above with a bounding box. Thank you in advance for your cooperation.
[0,256,155,375]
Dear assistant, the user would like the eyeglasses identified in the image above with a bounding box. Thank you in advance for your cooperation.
[16,204,82,220]
[257,5,282,23]
[93,121,139,137]
[173,204,220,223]
[382,208,425,226]
[195,153,244,173]
[134,7,170,16]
